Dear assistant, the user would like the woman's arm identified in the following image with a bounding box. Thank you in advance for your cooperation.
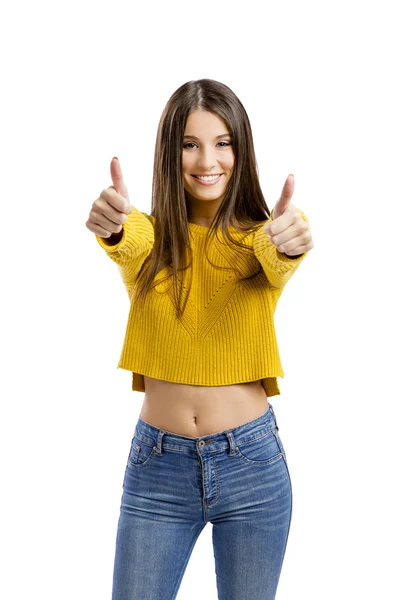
[96,205,155,297]
[253,208,309,289]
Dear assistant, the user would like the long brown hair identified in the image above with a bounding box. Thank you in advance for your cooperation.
[133,78,273,319]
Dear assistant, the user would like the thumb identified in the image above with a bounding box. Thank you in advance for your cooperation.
[272,174,295,220]
[110,157,131,211]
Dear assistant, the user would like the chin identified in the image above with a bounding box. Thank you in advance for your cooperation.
[184,182,228,198]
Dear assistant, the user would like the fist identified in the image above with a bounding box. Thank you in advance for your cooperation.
[264,174,314,257]
[86,157,132,239]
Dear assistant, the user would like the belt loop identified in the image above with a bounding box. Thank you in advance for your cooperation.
[154,430,165,455]
[226,430,237,456]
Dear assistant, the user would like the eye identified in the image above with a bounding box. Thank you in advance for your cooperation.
[182,141,232,149]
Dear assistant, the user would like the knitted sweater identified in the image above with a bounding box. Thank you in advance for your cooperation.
[95,205,309,397]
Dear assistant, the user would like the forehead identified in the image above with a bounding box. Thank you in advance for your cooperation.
[184,110,229,135]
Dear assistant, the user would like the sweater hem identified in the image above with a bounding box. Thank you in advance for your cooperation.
[119,366,283,397]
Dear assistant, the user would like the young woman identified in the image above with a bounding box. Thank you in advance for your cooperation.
[86,78,314,600]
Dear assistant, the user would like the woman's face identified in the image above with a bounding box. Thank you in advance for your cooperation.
[182,109,235,209]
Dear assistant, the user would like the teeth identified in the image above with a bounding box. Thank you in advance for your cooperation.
[195,175,220,181]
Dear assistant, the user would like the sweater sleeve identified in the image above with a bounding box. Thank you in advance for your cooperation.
[253,207,309,290]
[95,204,155,297]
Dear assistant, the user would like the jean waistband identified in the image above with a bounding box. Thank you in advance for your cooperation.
[134,402,279,457]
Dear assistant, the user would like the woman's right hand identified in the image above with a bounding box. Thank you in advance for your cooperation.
[86,157,132,239]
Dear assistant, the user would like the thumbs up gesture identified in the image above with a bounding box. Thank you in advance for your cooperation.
[264,174,314,257]
[86,157,132,239]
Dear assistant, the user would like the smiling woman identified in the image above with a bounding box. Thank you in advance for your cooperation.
[89,77,312,600]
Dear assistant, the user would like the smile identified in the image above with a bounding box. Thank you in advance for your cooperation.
[192,174,222,185]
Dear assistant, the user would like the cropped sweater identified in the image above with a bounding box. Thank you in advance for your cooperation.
[95,205,309,397]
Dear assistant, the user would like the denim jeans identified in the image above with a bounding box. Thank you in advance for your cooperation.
[111,402,292,600]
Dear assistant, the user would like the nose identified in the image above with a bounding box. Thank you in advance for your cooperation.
[197,146,217,172]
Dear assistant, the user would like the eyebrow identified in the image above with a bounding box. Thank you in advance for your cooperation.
[183,133,232,140]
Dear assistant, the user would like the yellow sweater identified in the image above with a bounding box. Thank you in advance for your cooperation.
[95,205,309,397]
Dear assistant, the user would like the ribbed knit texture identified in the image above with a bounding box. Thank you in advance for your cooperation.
[96,205,309,397]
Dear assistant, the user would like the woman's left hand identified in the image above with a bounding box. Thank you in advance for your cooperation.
[264,174,314,257]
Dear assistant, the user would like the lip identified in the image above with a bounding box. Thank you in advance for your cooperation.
[191,174,222,186]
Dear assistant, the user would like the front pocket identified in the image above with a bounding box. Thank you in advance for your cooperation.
[127,436,157,468]
[235,427,283,465]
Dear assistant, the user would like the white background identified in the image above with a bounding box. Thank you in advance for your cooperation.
[1,0,399,598]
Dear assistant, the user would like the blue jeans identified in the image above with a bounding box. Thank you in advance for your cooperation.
[112,402,292,600]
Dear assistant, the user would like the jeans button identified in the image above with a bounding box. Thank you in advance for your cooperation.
[198,440,205,448]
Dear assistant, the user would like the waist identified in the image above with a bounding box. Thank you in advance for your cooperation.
[139,377,269,438]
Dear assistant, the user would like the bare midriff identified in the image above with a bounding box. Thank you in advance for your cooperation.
[140,375,269,438]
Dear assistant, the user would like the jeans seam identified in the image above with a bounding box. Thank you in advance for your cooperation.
[278,453,293,578]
